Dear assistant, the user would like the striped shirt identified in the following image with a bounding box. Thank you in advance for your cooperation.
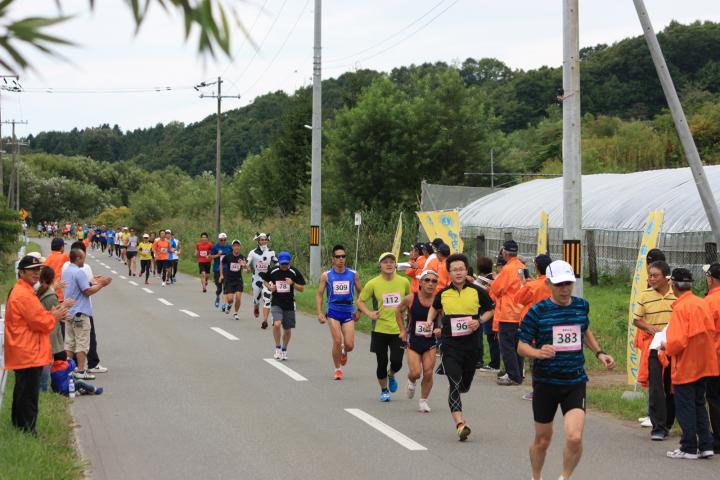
[633,287,675,327]
[519,296,590,385]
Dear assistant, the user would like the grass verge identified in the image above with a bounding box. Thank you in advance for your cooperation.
[586,384,648,421]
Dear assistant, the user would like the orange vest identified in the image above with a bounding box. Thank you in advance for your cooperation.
[513,275,551,321]
[44,250,70,302]
[666,291,719,385]
[704,287,720,372]
[405,255,426,293]
[490,257,525,324]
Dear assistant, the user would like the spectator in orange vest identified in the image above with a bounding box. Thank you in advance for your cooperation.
[44,237,69,302]
[703,263,720,452]
[405,243,427,293]
[662,268,719,459]
[514,254,552,322]
[435,244,451,292]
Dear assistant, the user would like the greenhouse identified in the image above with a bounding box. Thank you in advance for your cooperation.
[459,166,720,277]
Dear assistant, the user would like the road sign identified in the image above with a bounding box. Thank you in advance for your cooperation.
[18,208,28,220]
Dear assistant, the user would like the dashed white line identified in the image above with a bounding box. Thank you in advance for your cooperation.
[119,275,127,280]
[263,358,308,382]
[104,265,111,269]
[157,298,173,306]
[111,270,118,274]
[180,309,199,318]
[211,327,239,341]
[344,409,427,451]
[128,281,138,286]
[142,288,154,294]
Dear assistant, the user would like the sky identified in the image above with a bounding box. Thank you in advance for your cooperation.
[3,0,720,136]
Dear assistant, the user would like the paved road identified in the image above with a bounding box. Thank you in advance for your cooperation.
[37,239,719,479]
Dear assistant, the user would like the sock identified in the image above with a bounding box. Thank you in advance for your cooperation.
[382,388,389,393]
[281,347,287,352]
[276,345,281,350]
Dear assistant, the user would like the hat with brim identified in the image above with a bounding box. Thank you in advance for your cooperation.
[419,269,439,280]
[18,255,43,270]
[232,239,241,245]
[26,251,46,263]
[218,233,227,239]
[670,268,693,283]
[546,260,576,284]
[378,252,396,263]
[278,251,292,264]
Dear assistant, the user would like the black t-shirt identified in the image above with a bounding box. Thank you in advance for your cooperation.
[221,253,246,281]
[262,266,306,310]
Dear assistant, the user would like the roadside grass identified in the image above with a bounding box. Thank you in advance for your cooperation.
[586,384,648,421]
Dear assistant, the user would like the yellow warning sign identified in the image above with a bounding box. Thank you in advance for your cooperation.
[18,208,28,220]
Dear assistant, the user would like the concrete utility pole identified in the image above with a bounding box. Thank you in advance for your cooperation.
[633,0,720,245]
[309,0,322,281]
[2,119,27,211]
[562,0,583,296]
[199,77,240,234]
[0,75,20,199]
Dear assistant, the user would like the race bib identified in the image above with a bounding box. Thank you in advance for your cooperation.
[199,250,208,257]
[230,262,242,272]
[142,247,151,254]
[130,241,137,247]
[381,292,401,308]
[256,261,268,272]
[451,316,472,337]
[332,280,350,295]
[553,325,582,351]
[415,322,432,338]
[276,280,291,293]
[160,247,168,253]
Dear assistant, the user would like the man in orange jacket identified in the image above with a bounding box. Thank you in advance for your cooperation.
[514,254,552,321]
[44,237,69,302]
[703,263,720,452]
[662,268,719,459]
[491,240,525,386]
[4,256,69,434]
[405,243,426,293]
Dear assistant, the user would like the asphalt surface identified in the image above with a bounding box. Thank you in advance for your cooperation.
[36,239,720,480]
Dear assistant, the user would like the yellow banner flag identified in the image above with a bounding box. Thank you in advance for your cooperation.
[537,210,549,255]
[626,210,664,385]
[416,210,464,254]
[391,212,403,260]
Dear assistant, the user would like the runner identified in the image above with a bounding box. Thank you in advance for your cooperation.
[105,226,114,257]
[195,232,214,293]
[138,234,153,284]
[246,233,277,328]
[126,228,139,276]
[427,253,494,440]
[262,251,306,360]
[518,260,615,480]
[397,269,439,412]
[210,233,232,310]
[168,230,180,284]
[219,240,246,320]
[120,227,129,264]
[113,228,122,260]
[148,231,157,276]
[357,252,410,402]
[152,230,172,286]
[316,244,362,380]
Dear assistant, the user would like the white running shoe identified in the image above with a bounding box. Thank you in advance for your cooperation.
[161,281,166,287]
[640,417,653,428]
[406,381,416,399]
[418,399,431,413]
[88,364,108,373]
[281,350,288,361]
[273,348,282,360]
[666,449,698,459]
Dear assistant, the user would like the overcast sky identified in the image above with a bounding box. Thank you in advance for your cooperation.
[3,0,720,136]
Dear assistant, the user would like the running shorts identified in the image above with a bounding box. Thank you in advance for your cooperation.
[409,334,437,354]
[532,381,586,424]
[198,263,211,274]
[271,306,296,329]
[126,251,137,259]
[327,308,353,324]
[370,331,404,353]
[223,278,243,295]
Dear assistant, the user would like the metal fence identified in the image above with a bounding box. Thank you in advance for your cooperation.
[462,226,716,279]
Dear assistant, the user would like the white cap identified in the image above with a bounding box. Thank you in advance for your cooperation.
[218,233,228,239]
[419,269,439,280]
[27,251,46,263]
[546,260,576,284]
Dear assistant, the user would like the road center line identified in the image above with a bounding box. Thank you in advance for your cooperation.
[119,275,127,280]
[344,408,427,451]
[262,358,308,382]
[157,298,173,306]
[142,288,154,294]
[111,270,118,274]
[104,265,111,269]
[128,281,138,286]
[180,309,199,318]
[211,327,239,341]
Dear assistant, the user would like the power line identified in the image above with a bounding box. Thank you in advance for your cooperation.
[221,0,272,93]
[6,84,201,94]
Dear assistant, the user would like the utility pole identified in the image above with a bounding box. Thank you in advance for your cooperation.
[197,77,239,234]
[562,0,583,296]
[309,0,322,281]
[633,0,720,246]
[2,119,27,211]
[490,149,495,191]
[0,75,20,200]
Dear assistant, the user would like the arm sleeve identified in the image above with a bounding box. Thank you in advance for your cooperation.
[432,292,443,310]
[665,311,688,356]
[359,281,373,303]
[514,284,533,307]
[490,270,505,297]
[633,293,646,320]
[17,295,57,334]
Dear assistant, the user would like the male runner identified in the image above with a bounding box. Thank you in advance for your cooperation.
[210,233,232,310]
[246,233,277,328]
[219,240,246,320]
[126,228,139,276]
[397,269,439,413]
[518,260,615,480]
[262,251,306,360]
[153,230,172,286]
[195,232,214,293]
[105,226,114,257]
[316,244,362,380]
[138,234,153,284]
[428,253,494,440]
[113,228,122,259]
[357,252,410,402]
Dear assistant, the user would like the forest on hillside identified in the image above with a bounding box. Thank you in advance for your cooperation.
[14,20,720,224]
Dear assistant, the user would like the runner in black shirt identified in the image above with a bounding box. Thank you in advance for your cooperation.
[262,251,305,360]
[220,240,247,320]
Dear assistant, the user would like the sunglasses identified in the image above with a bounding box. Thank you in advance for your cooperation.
[334,254,346,259]
[422,278,438,284]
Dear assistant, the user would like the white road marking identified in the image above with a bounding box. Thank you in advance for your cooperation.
[157,298,173,306]
[128,281,138,286]
[142,288,154,294]
[211,327,239,341]
[262,358,308,382]
[180,309,199,318]
[104,265,111,269]
[344,409,426,451]
[111,270,118,274]
[119,275,127,280]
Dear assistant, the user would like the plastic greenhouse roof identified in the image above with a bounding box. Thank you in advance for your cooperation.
[459,166,720,234]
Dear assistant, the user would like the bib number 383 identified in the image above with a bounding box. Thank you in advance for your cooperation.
[451,316,472,337]
[552,325,581,351]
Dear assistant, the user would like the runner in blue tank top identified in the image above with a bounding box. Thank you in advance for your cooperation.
[397,269,439,413]
[316,244,363,380]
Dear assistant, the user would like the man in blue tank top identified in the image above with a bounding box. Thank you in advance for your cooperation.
[316,244,363,381]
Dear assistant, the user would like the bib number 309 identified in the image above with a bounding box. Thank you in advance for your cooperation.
[552,325,581,351]
[451,316,472,337]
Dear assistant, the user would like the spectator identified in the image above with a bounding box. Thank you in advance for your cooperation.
[44,237,69,303]
[4,255,68,434]
[405,243,427,293]
[475,256,500,372]
[37,266,65,393]
[703,263,720,452]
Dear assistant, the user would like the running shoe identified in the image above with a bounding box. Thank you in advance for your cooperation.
[340,345,348,366]
[214,297,220,309]
[640,417,653,428]
[418,399,431,413]
[273,348,282,360]
[88,364,108,373]
[202,287,207,293]
[334,369,343,381]
[388,375,398,392]
[161,281,166,287]
[145,280,149,285]
[261,320,268,329]
[380,390,391,402]
[666,449,698,459]
[281,350,288,361]
[522,391,534,400]
[651,432,667,441]
[406,381,416,399]
[233,313,239,321]
[496,374,520,386]
[94,387,104,395]
[478,365,499,373]
[699,450,714,459]
[72,370,96,380]
[457,422,471,441]
[254,304,259,318]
